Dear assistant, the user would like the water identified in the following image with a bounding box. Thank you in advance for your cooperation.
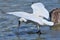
[0,0,60,40]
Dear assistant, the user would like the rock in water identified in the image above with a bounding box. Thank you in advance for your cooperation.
[50,8,60,25]
[50,8,60,30]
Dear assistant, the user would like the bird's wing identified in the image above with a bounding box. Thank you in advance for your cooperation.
[39,7,49,19]
[32,7,49,19]
[31,3,49,19]
[7,11,54,26]
[7,12,31,17]
[7,11,42,24]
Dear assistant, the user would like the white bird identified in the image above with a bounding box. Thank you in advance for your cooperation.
[6,3,54,30]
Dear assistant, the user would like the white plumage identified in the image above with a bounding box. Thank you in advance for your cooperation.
[31,3,49,19]
[7,3,54,26]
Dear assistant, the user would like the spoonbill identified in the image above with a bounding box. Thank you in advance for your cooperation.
[6,3,54,32]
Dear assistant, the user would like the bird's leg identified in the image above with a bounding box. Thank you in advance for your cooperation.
[16,21,21,33]
[17,20,23,32]
[18,21,21,26]
[15,20,21,40]
[37,25,40,30]
[36,24,41,34]
[36,24,40,30]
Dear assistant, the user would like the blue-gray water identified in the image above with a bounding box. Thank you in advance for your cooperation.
[0,0,60,40]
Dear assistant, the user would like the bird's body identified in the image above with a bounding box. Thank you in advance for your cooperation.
[7,3,54,32]
[7,11,54,26]
[6,3,54,32]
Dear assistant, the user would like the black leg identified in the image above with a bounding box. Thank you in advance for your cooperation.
[17,21,21,35]
[15,21,21,40]
[18,21,20,26]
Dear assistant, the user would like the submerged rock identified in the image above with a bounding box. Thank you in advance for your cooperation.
[50,8,60,30]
